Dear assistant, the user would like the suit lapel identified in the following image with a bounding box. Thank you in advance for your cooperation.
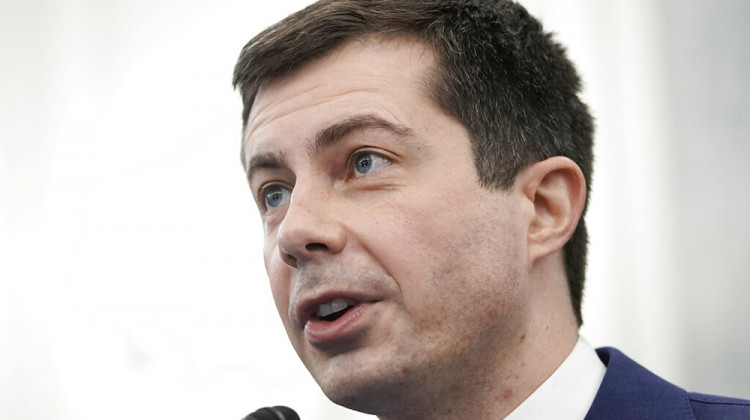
[585,347,695,419]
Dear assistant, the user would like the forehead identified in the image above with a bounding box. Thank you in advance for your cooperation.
[242,37,438,160]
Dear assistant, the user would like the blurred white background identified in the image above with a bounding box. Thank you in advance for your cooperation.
[1,0,748,419]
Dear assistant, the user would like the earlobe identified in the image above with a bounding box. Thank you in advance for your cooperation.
[520,157,586,265]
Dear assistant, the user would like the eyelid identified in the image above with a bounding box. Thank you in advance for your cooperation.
[254,148,393,211]
[349,149,392,177]
[257,182,292,212]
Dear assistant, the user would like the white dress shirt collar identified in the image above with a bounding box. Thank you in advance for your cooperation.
[504,336,606,420]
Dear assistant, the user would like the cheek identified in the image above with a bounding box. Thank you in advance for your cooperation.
[264,243,292,318]
[360,195,466,292]
[366,189,525,315]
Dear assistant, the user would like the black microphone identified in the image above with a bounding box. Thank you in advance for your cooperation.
[242,406,300,420]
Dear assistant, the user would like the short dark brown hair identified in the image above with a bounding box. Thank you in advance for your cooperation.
[233,0,594,325]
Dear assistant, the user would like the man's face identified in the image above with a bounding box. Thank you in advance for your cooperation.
[243,38,532,411]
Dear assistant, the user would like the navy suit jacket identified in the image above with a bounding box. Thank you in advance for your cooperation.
[585,347,750,419]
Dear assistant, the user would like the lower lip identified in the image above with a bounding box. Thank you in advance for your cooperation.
[304,303,373,346]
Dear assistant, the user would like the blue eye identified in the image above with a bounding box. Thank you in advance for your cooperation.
[354,152,390,176]
[263,185,291,209]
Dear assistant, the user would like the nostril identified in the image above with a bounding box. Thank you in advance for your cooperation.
[281,252,298,269]
[305,242,328,251]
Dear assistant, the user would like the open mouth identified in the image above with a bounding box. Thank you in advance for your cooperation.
[315,298,357,322]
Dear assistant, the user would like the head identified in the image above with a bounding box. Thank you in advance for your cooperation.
[235,0,594,325]
[234,0,593,417]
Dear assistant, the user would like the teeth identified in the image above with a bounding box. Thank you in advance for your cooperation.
[316,298,357,318]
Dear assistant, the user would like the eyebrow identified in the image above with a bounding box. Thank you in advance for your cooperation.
[245,114,416,184]
[246,151,286,186]
[309,114,415,155]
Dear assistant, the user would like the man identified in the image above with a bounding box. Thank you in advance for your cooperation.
[233,1,750,418]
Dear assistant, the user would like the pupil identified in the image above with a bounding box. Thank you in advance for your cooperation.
[267,191,281,206]
[358,156,371,172]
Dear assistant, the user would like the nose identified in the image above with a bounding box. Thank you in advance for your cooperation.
[275,182,346,268]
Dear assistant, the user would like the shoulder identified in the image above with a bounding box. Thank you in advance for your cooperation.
[585,347,750,420]
[688,392,750,419]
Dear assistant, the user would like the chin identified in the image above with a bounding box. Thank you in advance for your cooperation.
[312,354,413,415]
[321,377,402,416]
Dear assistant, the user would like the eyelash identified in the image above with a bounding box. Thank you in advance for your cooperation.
[349,150,391,177]
[258,183,291,212]
[257,149,392,211]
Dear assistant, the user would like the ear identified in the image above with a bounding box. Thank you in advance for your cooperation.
[516,156,587,265]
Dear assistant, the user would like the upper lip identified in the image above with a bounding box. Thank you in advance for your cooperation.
[293,290,378,328]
